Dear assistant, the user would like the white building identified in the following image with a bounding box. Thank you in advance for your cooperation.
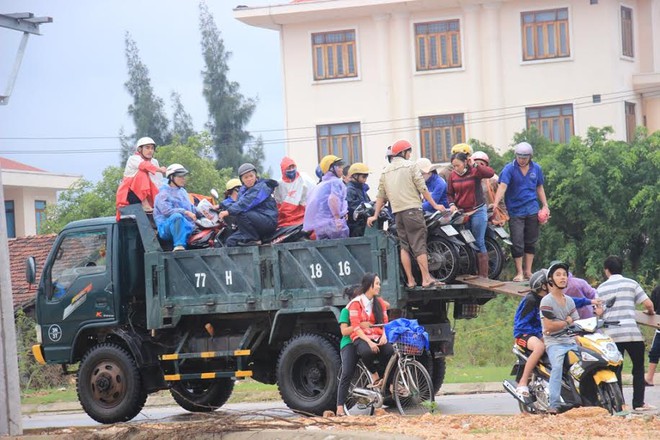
[2,157,80,237]
[235,0,660,177]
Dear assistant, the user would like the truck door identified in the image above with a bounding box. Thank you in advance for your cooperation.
[37,227,114,363]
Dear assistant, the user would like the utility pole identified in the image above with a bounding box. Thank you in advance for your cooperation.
[0,11,52,436]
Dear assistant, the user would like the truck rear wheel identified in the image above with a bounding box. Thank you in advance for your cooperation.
[77,343,147,424]
[277,333,340,415]
[170,378,234,412]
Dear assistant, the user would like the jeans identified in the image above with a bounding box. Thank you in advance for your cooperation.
[226,210,277,247]
[354,339,394,375]
[615,341,647,408]
[546,342,577,409]
[467,204,488,253]
[337,344,358,407]
[157,213,194,248]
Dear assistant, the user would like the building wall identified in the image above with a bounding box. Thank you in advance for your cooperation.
[274,0,656,184]
[3,186,58,237]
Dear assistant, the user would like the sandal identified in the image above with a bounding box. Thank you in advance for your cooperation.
[367,378,383,389]
[422,279,445,288]
[516,386,530,399]
[512,275,525,283]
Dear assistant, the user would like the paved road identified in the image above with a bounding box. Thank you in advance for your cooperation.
[23,385,659,430]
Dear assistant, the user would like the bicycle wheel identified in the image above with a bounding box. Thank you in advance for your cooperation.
[344,363,375,416]
[393,359,434,415]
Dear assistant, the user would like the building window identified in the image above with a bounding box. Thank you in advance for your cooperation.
[526,104,574,143]
[419,114,465,163]
[621,6,634,57]
[625,102,636,142]
[5,201,15,239]
[415,20,462,71]
[35,200,46,234]
[317,122,362,163]
[312,30,357,80]
[521,8,570,61]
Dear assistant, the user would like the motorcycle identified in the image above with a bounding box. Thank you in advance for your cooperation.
[502,297,624,414]
[424,210,462,283]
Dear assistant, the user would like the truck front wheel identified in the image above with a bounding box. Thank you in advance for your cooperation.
[77,343,147,423]
[277,333,340,415]
[170,378,235,412]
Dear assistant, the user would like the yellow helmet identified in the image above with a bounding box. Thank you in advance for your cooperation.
[451,143,473,155]
[225,178,242,191]
[348,162,369,176]
[319,155,343,174]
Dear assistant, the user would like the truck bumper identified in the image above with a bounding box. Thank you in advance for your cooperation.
[32,344,46,365]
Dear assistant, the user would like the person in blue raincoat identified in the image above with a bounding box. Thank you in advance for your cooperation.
[303,155,349,239]
[153,163,197,251]
[219,163,278,246]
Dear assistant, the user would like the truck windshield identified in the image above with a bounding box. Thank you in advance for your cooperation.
[50,230,108,300]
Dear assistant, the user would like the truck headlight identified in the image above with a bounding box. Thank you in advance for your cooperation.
[35,324,42,344]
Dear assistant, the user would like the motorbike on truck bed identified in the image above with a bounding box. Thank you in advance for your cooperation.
[26,204,496,423]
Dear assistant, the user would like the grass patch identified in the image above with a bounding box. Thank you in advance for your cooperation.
[444,365,511,383]
[21,387,78,405]
[228,379,280,403]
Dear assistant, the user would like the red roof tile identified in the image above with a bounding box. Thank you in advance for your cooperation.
[0,156,45,172]
[8,234,57,310]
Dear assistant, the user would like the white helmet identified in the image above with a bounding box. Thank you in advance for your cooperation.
[166,163,189,179]
[472,151,490,165]
[514,142,533,156]
[136,137,156,149]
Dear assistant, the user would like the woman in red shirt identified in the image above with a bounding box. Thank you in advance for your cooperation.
[447,152,494,278]
[347,273,394,385]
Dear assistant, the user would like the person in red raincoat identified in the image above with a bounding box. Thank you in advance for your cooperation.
[116,137,166,215]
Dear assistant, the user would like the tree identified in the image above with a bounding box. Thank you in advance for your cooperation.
[120,32,171,163]
[198,3,258,172]
[154,133,233,195]
[170,91,195,144]
[41,166,124,234]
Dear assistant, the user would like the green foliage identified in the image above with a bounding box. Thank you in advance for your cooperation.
[467,139,508,172]
[41,166,123,233]
[121,33,171,163]
[199,3,259,173]
[155,133,233,195]
[15,310,67,391]
[170,91,195,144]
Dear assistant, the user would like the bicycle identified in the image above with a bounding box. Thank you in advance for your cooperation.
[342,330,434,416]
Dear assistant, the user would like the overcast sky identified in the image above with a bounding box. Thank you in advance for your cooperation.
[0,0,284,182]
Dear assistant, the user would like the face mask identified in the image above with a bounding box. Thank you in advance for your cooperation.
[285,169,297,180]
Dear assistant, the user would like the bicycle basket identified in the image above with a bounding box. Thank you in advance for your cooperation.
[393,331,425,356]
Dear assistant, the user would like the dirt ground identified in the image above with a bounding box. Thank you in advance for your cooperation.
[24,407,659,440]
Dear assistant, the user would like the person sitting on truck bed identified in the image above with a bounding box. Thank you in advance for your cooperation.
[303,155,349,239]
[219,163,278,247]
[346,162,371,237]
[273,156,315,228]
[222,178,242,209]
[153,164,197,251]
[116,136,166,216]
[348,273,394,387]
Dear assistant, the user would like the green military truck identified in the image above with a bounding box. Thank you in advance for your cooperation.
[27,204,495,423]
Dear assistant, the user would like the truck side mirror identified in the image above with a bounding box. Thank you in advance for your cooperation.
[26,256,36,284]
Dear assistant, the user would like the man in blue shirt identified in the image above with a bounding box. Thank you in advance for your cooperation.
[492,142,549,282]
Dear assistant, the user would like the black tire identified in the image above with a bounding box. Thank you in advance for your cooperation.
[456,244,476,275]
[427,238,460,283]
[597,381,624,414]
[170,378,234,412]
[277,333,341,415]
[77,343,147,424]
[485,236,505,280]
[428,356,446,397]
[393,360,434,415]
[343,362,375,416]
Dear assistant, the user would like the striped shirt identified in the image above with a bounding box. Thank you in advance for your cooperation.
[597,274,649,343]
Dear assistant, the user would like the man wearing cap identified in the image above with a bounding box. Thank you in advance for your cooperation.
[417,158,448,212]
[367,140,445,288]
[492,142,549,282]
[116,136,167,215]
[274,157,315,228]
